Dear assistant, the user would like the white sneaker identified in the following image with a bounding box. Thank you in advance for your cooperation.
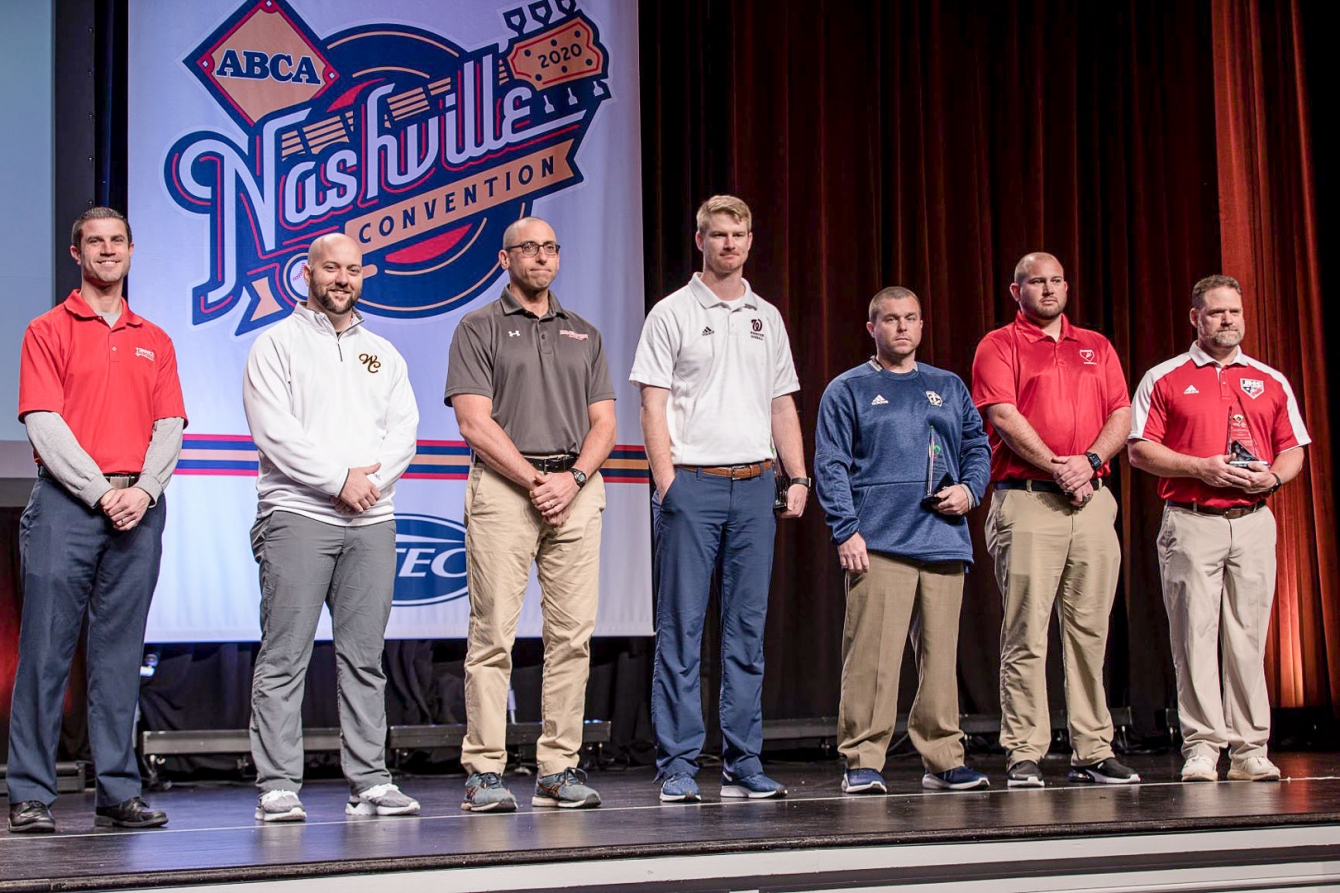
[347,782,421,816]
[256,789,306,822]
[1180,754,1218,782]
[1227,755,1281,782]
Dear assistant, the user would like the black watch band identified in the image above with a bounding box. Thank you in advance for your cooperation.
[1085,451,1103,471]
[789,476,813,490]
[571,468,588,488]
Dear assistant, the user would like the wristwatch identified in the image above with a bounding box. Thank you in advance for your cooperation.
[570,468,588,488]
[789,476,813,490]
[1085,452,1103,472]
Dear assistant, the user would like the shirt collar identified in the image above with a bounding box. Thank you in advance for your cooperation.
[294,301,364,335]
[689,272,759,310]
[867,356,918,374]
[1012,309,1075,342]
[1189,341,1250,368]
[500,285,567,320]
[61,289,143,328]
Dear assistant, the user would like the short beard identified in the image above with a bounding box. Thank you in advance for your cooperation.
[311,284,358,316]
[1209,327,1242,348]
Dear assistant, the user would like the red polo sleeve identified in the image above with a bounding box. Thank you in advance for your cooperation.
[971,330,1015,410]
[17,319,66,420]
[1101,340,1131,413]
[151,334,188,423]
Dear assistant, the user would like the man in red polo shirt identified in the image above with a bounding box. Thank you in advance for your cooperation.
[7,208,185,833]
[972,252,1139,788]
[1128,274,1307,783]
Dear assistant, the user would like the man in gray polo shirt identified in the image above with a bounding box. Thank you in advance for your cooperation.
[445,216,616,812]
[631,195,809,803]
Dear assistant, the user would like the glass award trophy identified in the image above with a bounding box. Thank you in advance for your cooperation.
[1226,405,1261,468]
[920,426,955,510]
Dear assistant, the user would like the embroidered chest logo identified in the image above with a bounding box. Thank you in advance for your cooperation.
[749,317,765,341]
[925,390,943,407]
[559,329,589,341]
[870,394,888,406]
[135,347,156,361]
[507,330,521,338]
[1183,384,1199,395]
[1239,378,1265,400]
[359,353,381,373]
[1078,349,1097,365]
[701,326,714,336]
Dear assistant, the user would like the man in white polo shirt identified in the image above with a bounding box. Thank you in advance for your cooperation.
[1128,274,1308,783]
[631,195,809,803]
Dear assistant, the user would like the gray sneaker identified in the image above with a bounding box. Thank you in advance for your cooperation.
[347,783,420,816]
[532,767,601,808]
[255,789,306,822]
[462,772,518,813]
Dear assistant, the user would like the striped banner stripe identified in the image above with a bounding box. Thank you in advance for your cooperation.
[176,434,650,482]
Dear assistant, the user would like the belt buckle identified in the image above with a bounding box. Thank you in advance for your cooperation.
[730,463,753,480]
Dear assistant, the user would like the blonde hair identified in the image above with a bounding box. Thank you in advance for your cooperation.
[695,195,752,234]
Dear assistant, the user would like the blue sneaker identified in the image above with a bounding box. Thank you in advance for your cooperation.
[922,766,990,791]
[462,772,517,813]
[721,771,787,799]
[842,768,888,794]
[659,774,701,803]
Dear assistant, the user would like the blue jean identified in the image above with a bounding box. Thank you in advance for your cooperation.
[651,466,777,780]
[7,478,165,806]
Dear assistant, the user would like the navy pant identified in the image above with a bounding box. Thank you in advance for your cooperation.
[6,478,164,806]
[651,466,776,780]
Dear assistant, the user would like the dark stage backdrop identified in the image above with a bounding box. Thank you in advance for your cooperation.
[639,0,1337,731]
[1,0,1335,771]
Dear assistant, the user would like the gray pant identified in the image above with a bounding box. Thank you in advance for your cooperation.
[249,510,396,794]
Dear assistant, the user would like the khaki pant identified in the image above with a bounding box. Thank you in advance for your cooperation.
[838,554,966,773]
[985,487,1120,766]
[462,464,605,776]
[1157,504,1276,761]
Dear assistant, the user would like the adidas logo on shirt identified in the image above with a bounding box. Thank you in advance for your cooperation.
[1183,384,1199,395]
[871,394,888,406]
[702,326,714,336]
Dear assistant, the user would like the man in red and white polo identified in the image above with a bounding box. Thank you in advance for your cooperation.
[1128,274,1308,783]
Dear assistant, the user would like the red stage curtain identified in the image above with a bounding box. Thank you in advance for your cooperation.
[1211,0,1337,709]
[640,0,1335,727]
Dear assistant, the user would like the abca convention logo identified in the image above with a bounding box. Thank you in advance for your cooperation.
[394,515,468,606]
[167,0,611,334]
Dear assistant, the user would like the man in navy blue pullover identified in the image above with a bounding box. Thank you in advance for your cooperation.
[814,286,991,794]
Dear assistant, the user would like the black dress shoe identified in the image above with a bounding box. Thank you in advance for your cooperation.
[8,800,56,833]
[94,797,168,829]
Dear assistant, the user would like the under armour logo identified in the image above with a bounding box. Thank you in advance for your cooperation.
[508,330,521,338]
[702,326,714,336]
[359,353,381,373]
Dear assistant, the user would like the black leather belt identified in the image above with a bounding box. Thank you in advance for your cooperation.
[522,454,578,473]
[1168,500,1265,520]
[678,459,774,480]
[996,477,1103,494]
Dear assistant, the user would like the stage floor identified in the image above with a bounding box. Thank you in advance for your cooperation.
[3,751,1340,892]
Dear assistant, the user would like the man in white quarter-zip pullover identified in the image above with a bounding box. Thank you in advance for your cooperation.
[242,233,421,823]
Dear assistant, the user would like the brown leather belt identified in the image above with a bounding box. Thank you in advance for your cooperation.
[37,467,140,489]
[678,459,774,480]
[1168,500,1266,520]
[996,477,1103,494]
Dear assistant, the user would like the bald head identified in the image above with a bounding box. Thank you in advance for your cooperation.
[308,232,362,266]
[1013,252,1062,285]
[502,216,554,249]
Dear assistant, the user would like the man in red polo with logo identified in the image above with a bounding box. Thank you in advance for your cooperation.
[972,251,1139,788]
[1128,274,1307,784]
[8,208,185,833]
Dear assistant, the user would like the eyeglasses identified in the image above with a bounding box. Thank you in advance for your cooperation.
[504,240,561,257]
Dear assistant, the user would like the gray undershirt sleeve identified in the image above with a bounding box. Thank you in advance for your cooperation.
[137,417,185,503]
[24,411,113,507]
[25,412,186,507]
